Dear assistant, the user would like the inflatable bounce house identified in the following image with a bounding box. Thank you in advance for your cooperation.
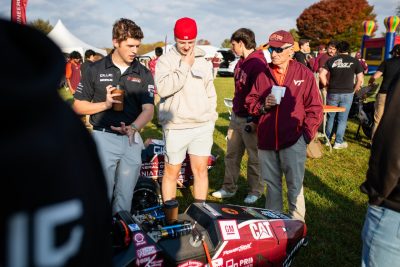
[361,16,400,74]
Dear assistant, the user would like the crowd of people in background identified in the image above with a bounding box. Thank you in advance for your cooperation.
[60,16,400,261]
[63,49,104,95]
[3,13,400,267]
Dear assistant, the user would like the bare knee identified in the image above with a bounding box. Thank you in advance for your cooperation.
[163,163,182,180]
[189,155,208,178]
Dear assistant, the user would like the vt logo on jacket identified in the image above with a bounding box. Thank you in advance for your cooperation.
[293,80,304,86]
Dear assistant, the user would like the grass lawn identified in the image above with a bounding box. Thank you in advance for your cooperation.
[60,76,374,266]
[209,78,370,267]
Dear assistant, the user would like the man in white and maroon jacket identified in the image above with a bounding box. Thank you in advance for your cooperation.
[155,17,217,204]
[246,30,323,221]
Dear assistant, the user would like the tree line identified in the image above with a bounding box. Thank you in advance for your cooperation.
[30,0,399,53]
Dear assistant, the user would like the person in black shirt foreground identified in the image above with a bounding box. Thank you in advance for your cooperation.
[0,19,112,266]
[74,18,154,215]
[368,44,400,139]
[360,76,400,267]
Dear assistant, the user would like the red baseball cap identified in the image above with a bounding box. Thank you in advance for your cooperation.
[268,30,294,47]
[174,17,197,40]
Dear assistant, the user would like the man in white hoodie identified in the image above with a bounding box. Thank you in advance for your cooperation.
[155,17,217,204]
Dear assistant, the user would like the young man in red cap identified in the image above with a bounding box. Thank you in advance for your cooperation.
[246,30,323,221]
[155,17,217,204]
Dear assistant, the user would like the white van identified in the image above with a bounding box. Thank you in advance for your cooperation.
[217,48,239,77]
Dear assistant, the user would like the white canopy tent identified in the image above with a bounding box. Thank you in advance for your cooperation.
[47,19,107,56]
[140,44,174,58]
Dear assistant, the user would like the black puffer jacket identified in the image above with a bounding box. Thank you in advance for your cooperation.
[360,77,400,212]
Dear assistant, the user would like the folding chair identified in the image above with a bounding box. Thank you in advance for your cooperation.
[223,98,233,120]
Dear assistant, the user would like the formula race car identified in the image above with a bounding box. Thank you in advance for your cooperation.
[131,139,217,213]
[112,202,308,267]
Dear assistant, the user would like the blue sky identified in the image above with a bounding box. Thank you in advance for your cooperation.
[1,0,397,49]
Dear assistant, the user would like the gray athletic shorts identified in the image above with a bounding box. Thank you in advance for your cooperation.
[163,122,214,165]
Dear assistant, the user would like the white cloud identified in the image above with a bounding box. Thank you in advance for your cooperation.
[0,0,397,49]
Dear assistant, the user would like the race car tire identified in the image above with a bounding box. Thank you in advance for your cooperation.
[131,176,161,214]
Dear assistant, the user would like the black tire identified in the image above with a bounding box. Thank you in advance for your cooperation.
[361,122,373,139]
[349,98,359,119]
[361,101,375,139]
[131,176,161,214]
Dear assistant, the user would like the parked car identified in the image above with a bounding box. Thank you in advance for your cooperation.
[217,48,239,77]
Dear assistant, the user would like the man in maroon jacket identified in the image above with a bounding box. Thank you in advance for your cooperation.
[246,30,323,221]
[212,28,266,204]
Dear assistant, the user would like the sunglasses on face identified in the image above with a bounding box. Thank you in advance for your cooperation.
[268,45,293,54]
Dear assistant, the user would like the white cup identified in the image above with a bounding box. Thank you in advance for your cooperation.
[271,87,283,104]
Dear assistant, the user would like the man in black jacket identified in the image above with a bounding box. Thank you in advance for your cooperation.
[360,76,400,267]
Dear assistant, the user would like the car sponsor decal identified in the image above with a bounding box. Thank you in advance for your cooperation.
[136,253,163,267]
[222,243,252,257]
[249,221,273,240]
[242,207,267,219]
[211,258,223,267]
[128,223,141,232]
[221,207,239,215]
[177,260,204,267]
[260,209,289,219]
[133,232,147,247]
[225,256,253,267]
[219,220,240,240]
[202,203,222,217]
[237,220,277,240]
[136,245,157,259]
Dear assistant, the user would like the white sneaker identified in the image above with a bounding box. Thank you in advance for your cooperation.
[333,142,348,149]
[212,189,235,199]
[244,194,259,204]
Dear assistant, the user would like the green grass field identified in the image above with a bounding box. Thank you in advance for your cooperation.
[208,78,370,267]
[60,76,373,266]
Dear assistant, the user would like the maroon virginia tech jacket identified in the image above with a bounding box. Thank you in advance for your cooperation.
[246,60,323,151]
[233,49,267,117]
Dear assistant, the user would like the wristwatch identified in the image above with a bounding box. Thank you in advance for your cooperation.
[260,105,268,114]
[131,123,138,131]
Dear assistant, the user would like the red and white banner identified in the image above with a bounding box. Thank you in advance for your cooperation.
[11,0,28,24]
